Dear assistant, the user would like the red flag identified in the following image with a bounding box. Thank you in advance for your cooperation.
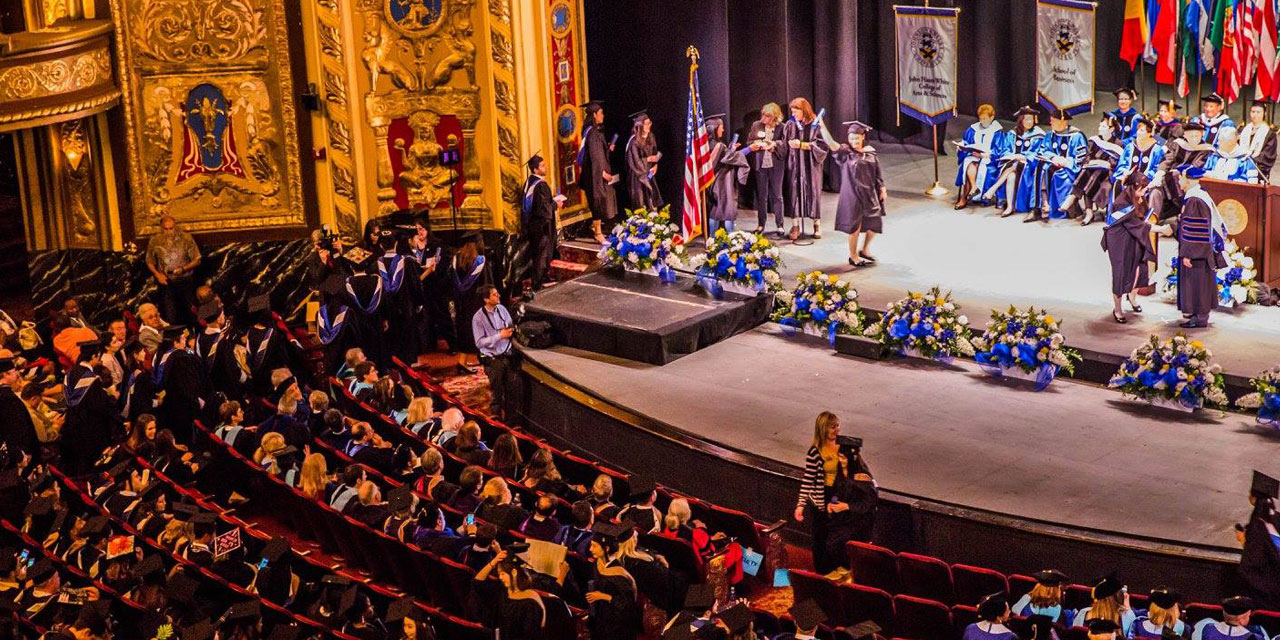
[1151,0,1180,84]
[1258,0,1280,99]
[1121,0,1151,68]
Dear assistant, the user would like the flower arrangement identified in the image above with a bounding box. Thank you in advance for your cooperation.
[771,271,863,342]
[864,286,974,361]
[688,228,784,295]
[599,207,686,276]
[971,306,1080,390]
[1236,366,1280,428]
[1107,334,1227,411]
[1158,239,1258,306]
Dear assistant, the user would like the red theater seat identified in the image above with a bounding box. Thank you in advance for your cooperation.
[893,594,954,640]
[847,540,900,594]
[1063,584,1093,612]
[1185,603,1224,624]
[952,604,979,638]
[843,583,896,635]
[952,564,1009,607]
[898,552,955,605]
[789,569,847,624]
[1008,574,1038,601]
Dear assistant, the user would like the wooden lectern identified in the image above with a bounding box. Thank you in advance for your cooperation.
[1201,177,1280,286]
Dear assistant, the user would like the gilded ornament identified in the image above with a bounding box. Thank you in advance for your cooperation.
[427,2,476,87]
[487,0,510,25]
[383,0,446,37]
[361,19,418,91]
[492,78,515,117]
[323,68,348,107]
[394,110,455,208]
[134,0,268,67]
[489,30,512,71]
[0,48,113,101]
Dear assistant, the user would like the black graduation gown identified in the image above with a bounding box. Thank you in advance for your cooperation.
[245,324,290,395]
[62,365,124,476]
[344,272,388,367]
[625,134,663,211]
[523,176,558,289]
[195,329,245,400]
[781,119,829,220]
[587,569,641,640]
[1240,499,1280,609]
[450,256,492,354]
[1071,135,1124,209]
[1248,125,1279,181]
[470,577,547,640]
[0,386,39,467]
[410,240,455,351]
[824,470,879,562]
[121,367,156,425]
[155,348,211,444]
[378,253,420,362]
[707,142,749,222]
[1101,201,1158,297]
[832,144,886,234]
[579,125,618,222]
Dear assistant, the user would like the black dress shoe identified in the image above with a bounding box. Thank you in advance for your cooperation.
[1178,320,1202,328]
[1022,214,1042,223]
[848,258,859,267]
[858,251,877,263]
[1112,311,1127,324]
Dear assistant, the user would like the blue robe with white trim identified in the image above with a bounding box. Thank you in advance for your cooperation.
[1006,127,1045,211]
[1190,113,1236,145]
[1205,148,1261,183]
[955,121,1004,202]
[1025,126,1087,217]
[1106,107,1142,143]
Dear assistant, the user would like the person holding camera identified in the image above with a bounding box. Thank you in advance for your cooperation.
[471,284,514,417]
[306,227,346,292]
[794,411,876,573]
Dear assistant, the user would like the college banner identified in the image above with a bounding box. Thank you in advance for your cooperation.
[894,5,960,126]
[1036,0,1097,115]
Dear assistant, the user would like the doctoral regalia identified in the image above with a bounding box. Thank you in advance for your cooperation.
[1177,187,1229,322]
[522,174,558,290]
[245,323,289,395]
[832,144,886,234]
[1155,117,1184,143]
[706,141,749,222]
[578,124,618,221]
[955,120,1004,202]
[195,327,246,401]
[153,345,210,444]
[345,270,387,367]
[450,255,491,354]
[781,118,829,220]
[1106,107,1142,142]
[378,250,419,361]
[1027,126,1087,217]
[625,133,663,211]
[1190,113,1236,144]
[1206,146,1262,183]
[1241,122,1279,181]
[1071,134,1125,211]
[410,239,454,351]
[62,364,124,476]
[0,384,38,467]
[1239,498,1280,609]
[1007,127,1046,211]
[1154,138,1215,219]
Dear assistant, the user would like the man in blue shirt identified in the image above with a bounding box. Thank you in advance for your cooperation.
[470,285,514,416]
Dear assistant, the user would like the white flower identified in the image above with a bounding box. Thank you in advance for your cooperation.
[864,323,882,337]
[957,315,968,325]
[956,337,976,357]
[942,303,955,312]
[1049,351,1070,367]
[1231,284,1248,303]
[1237,392,1264,409]
[776,291,794,306]
[764,270,781,285]
[1242,255,1256,269]
[628,253,640,263]
[664,254,684,268]
[1205,386,1228,405]
[1209,364,1222,374]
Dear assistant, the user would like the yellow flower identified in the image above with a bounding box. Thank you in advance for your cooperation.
[828,275,839,284]
[1190,340,1203,350]
[1044,315,1055,324]
[911,292,923,300]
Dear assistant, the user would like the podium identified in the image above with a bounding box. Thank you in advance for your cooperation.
[1201,177,1280,286]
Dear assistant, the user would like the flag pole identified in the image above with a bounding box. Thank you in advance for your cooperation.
[687,45,708,246]
[922,0,949,198]
[1139,61,1147,112]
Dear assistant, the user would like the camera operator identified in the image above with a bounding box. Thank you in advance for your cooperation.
[794,412,877,573]
[306,226,347,293]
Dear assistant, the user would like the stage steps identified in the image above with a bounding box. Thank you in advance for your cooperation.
[550,238,601,282]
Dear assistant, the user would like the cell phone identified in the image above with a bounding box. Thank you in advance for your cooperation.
[258,558,269,570]
[18,549,28,564]
[464,513,475,527]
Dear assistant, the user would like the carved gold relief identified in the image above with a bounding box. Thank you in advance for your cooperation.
[395,110,455,208]
[113,0,304,235]
[486,0,520,231]
[315,0,362,238]
[56,118,100,244]
[0,48,112,101]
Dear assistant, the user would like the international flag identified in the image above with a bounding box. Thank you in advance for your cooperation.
[1149,0,1181,83]
[1219,0,1261,102]
[1122,0,1152,68]
[1211,0,1230,74]
[1258,0,1280,99]
[1185,0,1214,72]
[681,64,714,241]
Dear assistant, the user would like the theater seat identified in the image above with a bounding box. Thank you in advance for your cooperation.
[1008,574,1038,601]
[893,594,953,640]
[789,569,847,624]
[842,583,896,635]
[1252,610,1280,638]
[847,540,900,594]
[952,604,979,639]
[952,564,1009,607]
[1185,602,1224,624]
[897,552,955,605]
[1063,584,1093,612]
[1061,627,1090,640]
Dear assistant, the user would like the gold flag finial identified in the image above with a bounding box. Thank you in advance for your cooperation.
[685,45,700,63]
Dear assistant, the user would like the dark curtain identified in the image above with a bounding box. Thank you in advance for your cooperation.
[584,0,1133,208]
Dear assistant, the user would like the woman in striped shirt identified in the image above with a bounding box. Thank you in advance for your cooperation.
[794,411,846,573]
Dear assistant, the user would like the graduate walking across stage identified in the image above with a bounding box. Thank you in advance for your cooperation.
[578,100,618,243]
[822,121,887,267]
[523,153,563,291]
[703,114,749,237]
[624,110,662,212]
[1104,117,1165,322]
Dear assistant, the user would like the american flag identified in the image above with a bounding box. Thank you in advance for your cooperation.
[1257,0,1280,100]
[682,65,714,241]
[1220,0,1262,103]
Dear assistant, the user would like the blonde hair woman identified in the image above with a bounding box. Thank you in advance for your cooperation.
[254,432,287,475]
[794,411,845,572]
[1072,576,1135,636]
[298,453,329,500]
[405,397,436,436]
[749,102,788,236]
[1011,569,1066,623]
[1131,587,1185,638]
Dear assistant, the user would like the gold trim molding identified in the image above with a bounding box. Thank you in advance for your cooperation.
[0,20,121,133]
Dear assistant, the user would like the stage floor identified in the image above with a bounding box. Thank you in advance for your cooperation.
[524,326,1269,551]
[732,137,1280,379]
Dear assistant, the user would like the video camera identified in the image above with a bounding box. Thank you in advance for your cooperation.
[316,224,340,252]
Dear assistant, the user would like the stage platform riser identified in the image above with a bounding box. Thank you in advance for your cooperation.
[514,358,1238,603]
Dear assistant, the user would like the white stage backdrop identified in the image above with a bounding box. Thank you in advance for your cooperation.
[894,5,959,126]
[1036,0,1097,115]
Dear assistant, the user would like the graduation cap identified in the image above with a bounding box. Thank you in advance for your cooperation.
[844,621,883,640]
[160,325,189,344]
[1050,108,1073,121]
[79,515,109,537]
[320,272,347,297]
[526,152,545,173]
[1113,87,1137,99]
[197,301,223,324]
[977,592,1009,621]
[76,338,105,361]
[704,113,725,123]
[1148,586,1181,609]
[336,584,360,617]
[139,481,167,502]
[1202,92,1226,104]
[592,519,628,543]
[182,619,215,640]
[1014,105,1040,118]
[166,571,201,604]
[172,502,201,520]
[1222,595,1256,615]
[844,121,872,135]
[1182,121,1206,132]
[260,536,290,563]
[386,596,417,624]
[321,574,353,588]
[132,554,165,583]
[27,558,56,583]
[663,620,696,640]
[630,109,650,124]
[1032,569,1068,586]
[0,357,16,374]
[683,582,716,612]
[247,294,273,321]
[105,534,135,559]
[628,476,656,501]
[219,600,261,625]
[1254,99,1274,108]
[1251,470,1279,499]
[1086,619,1121,635]
[25,495,56,517]
[580,99,604,112]
[386,484,416,512]
[1090,574,1123,600]
[1159,99,1180,111]
[789,598,828,631]
[715,602,753,634]
[1176,165,1207,180]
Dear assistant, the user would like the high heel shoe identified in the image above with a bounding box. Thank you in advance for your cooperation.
[1126,296,1142,313]
[858,251,877,263]
[1112,311,1127,324]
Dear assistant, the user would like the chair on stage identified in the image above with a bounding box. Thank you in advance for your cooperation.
[847,540,900,594]
[897,552,955,605]
[952,564,1009,607]
[893,594,953,640]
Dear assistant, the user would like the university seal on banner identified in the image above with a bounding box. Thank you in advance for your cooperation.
[1053,18,1081,59]
[385,0,445,37]
[910,26,944,68]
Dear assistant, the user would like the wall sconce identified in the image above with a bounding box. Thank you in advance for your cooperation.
[59,120,89,172]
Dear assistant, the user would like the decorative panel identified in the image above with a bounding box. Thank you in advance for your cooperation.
[0,21,121,133]
[545,0,587,220]
[111,0,306,237]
